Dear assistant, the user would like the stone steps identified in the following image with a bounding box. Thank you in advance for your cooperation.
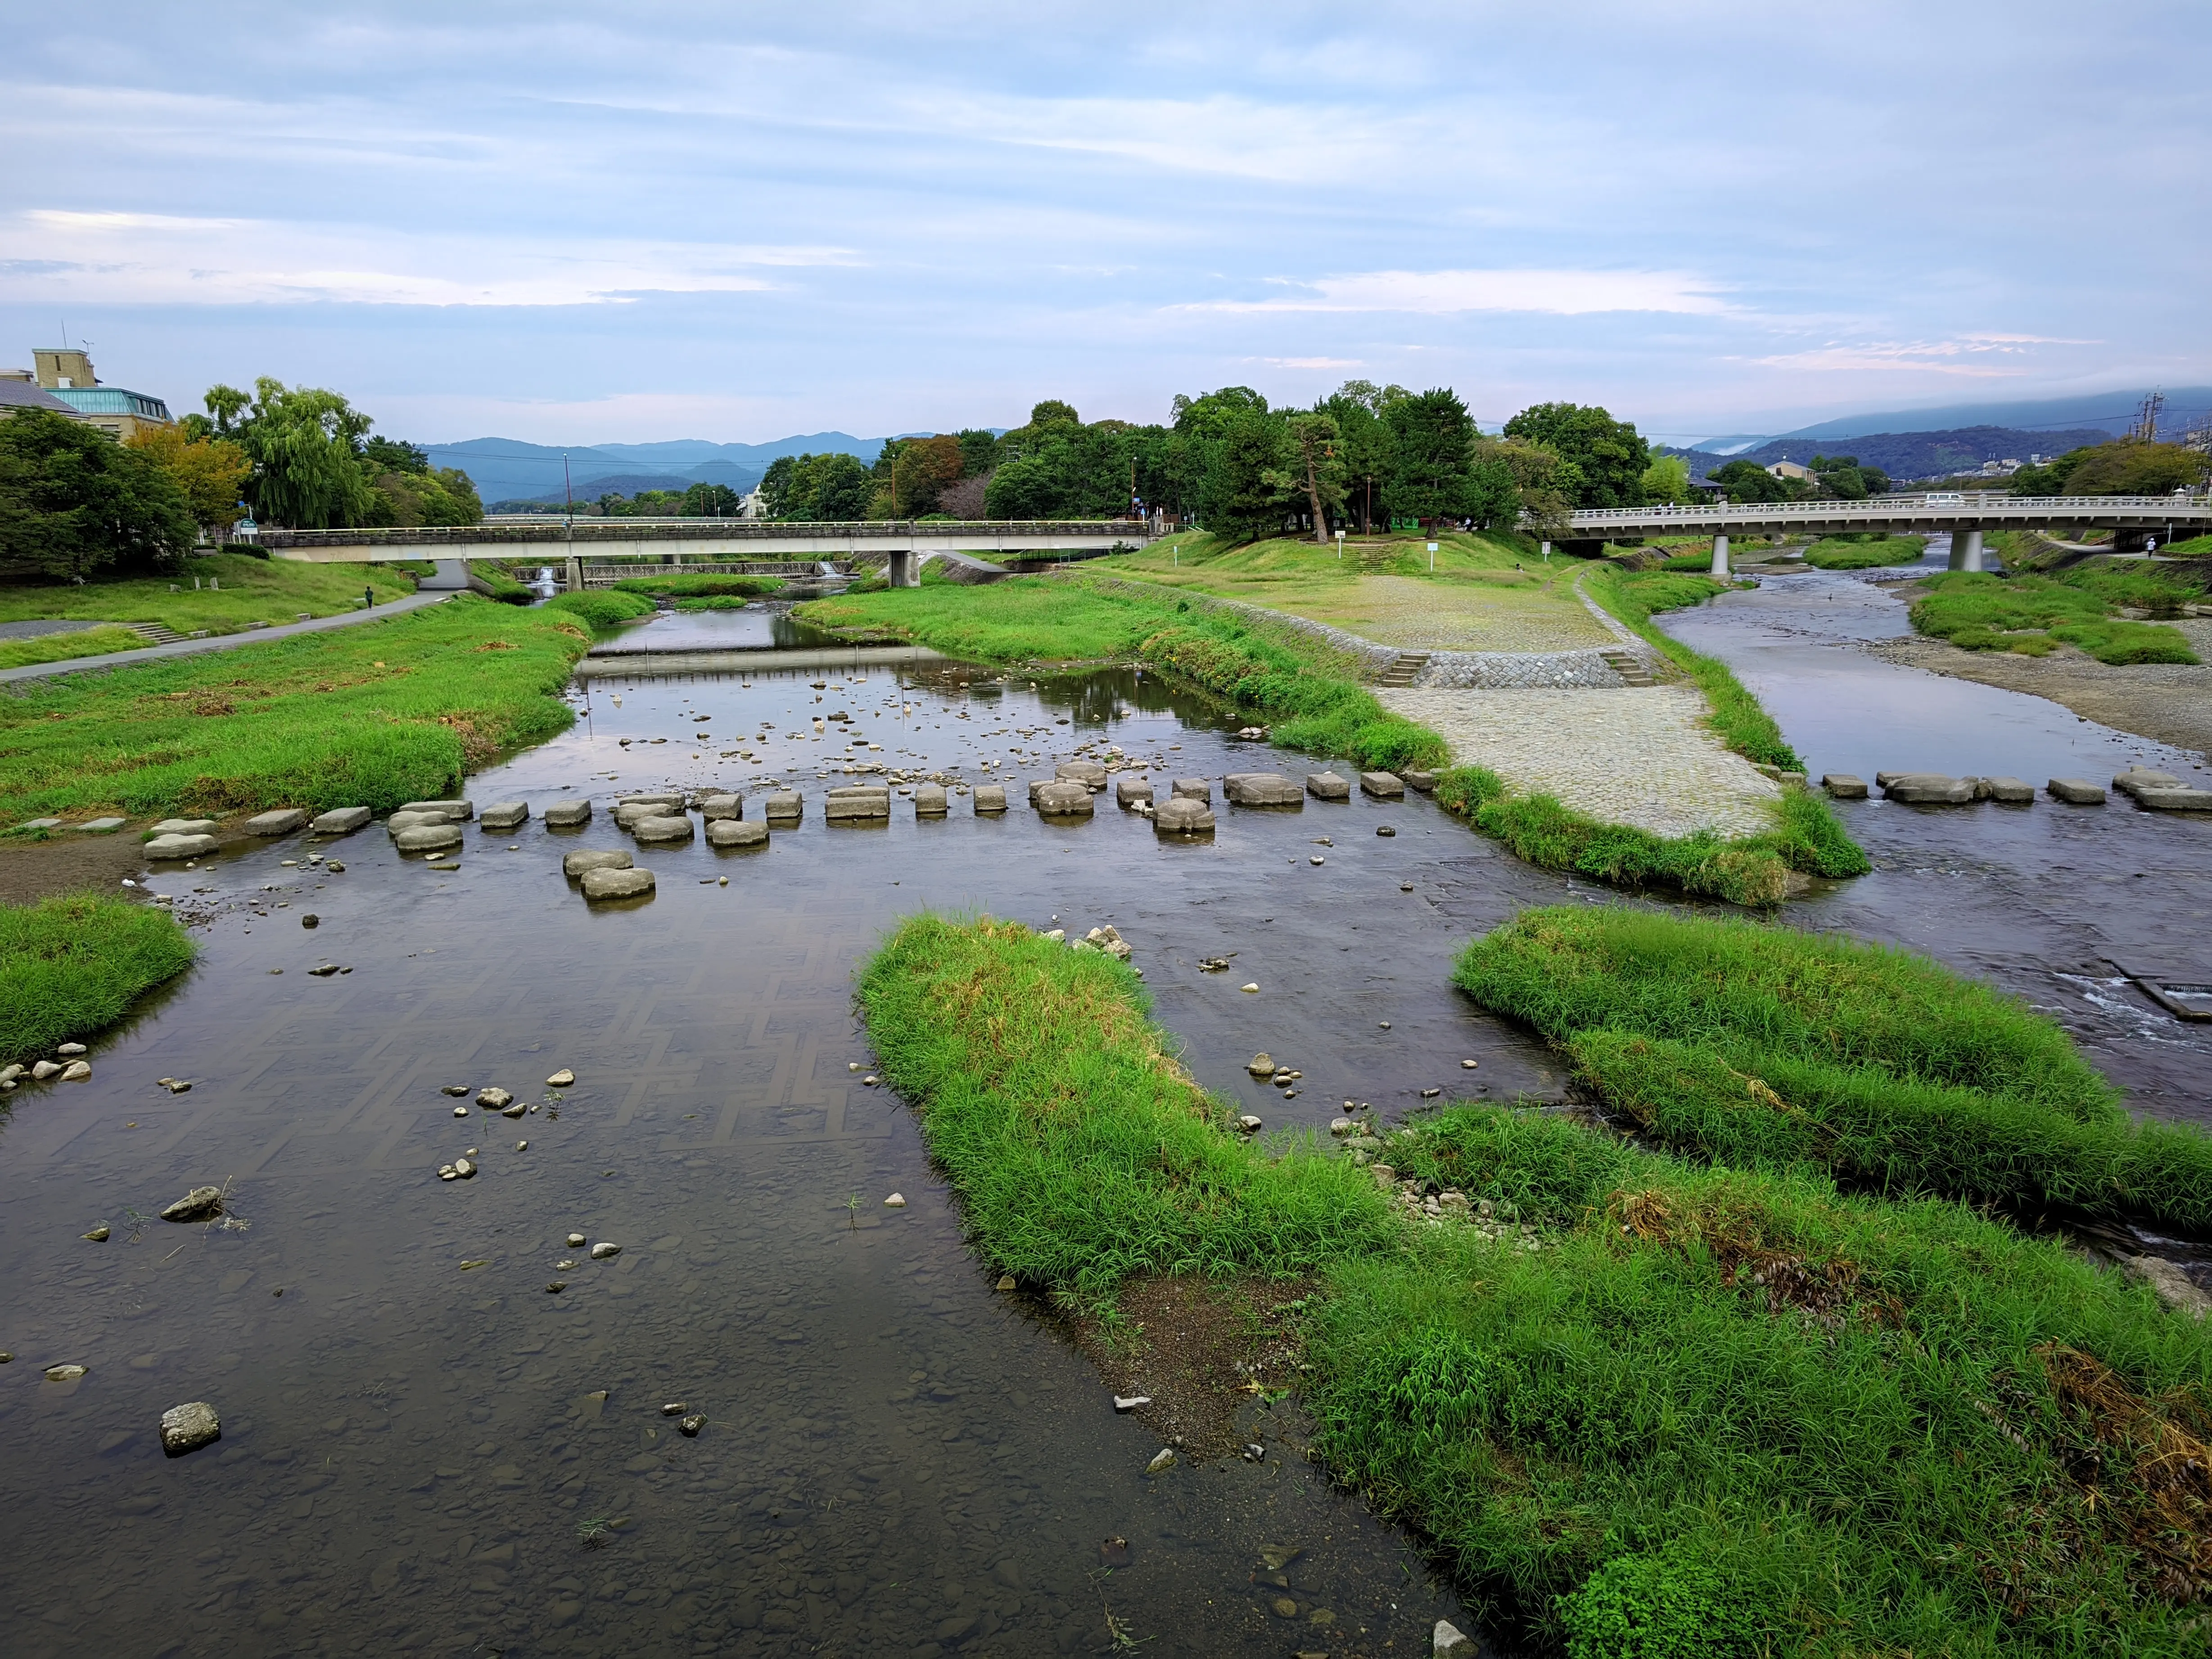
[1374,651,1431,687]
[128,622,186,646]
[1599,649,1660,687]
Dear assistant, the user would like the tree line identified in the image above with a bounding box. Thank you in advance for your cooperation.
[0,377,482,583]
[759,385,1672,542]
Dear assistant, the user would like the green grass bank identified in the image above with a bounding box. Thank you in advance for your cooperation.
[0,552,419,637]
[802,574,1448,772]
[0,625,149,670]
[1,894,197,1062]
[1804,534,1927,570]
[862,913,2212,1658]
[0,595,596,827]
[1912,571,2199,665]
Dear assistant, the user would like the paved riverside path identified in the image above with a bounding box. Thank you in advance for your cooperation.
[0,586,459,687]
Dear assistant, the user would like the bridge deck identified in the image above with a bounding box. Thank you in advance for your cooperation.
[256,518,1151,564]
[1562,493,2210,539]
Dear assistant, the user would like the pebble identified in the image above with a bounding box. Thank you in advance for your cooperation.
[679,1414,705,1436]
[545,1068,574,1087]
[546,1281,566,1293]
[1237,1115,1262,1132]
[82,1225,110,1242]
[567,1233,587,1248]
[160,1186,223,1223]
[453,1158,476,1178]
[589,1240,620,1259]
[1240,982,1259,993]
[1421,1087,1441,1099]
[453,1105,468,1118]
[1309,855,1324,865]
[1401,882,1415,891]
[883,1193,906,1208]
[441,1085,469,1096]
[1246,1052,1275,1077]
[475,1086,513,1109]
[1379,1021,1392,1029]
[301,914,318,928]
[661,1402,687,1416]
[1376,825,1396,836]
[1145,1447,1176,1474]
[57,1043,86,1057]
[1273,1597,1299,1618]
[45,1365,87,1382]
[996,1274,1017,1291]
[1463,1059,1478,1068]
[515,1140,528,1151]
[326,861,344,872]
[59,1061,90,1081]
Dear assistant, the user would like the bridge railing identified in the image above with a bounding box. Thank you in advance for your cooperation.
[255,519,1151,548]
[1563,494,2206,524]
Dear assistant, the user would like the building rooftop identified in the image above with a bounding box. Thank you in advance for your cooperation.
[0,379,81,415]
[48,386,173,422]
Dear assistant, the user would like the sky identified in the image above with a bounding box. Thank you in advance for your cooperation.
[2,1,2206,446]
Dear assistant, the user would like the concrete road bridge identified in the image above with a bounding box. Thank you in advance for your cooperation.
[1560,492,2212,575]
[255,518,1151,590]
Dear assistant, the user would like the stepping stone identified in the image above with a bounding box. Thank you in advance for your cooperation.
[2114,770,2184,802]
[1985,776,2034,803]
[1034,781,1094,816]
[542,799,592,826]
[631,814,694,842]
[1821,774,1869,799]
[699,794,741,821]
[387,810,454,834]
[1055,760,1107,791]
[69,817,128,832]
[1359,771,1405,799]
[913,784,947,816]
[144,833,218,859]
[826,791,889,820]
[2133,787,2212,811]
[244,809,307,835]
[19,817,61,830]
[310,807,371,834]
[615,792,684,809]
[761,792,803,822]
[398,798,473,820]
[479,801,529,830]
[1153,797,1214,834]
[580,866,655,901]
[1116,776,1156,807]
[149,818,217,836]
[706,819,767,848]
[562,848,633,877]
[395,824,463,852]
[1305,772,1350,801]
[1880,774,1974,805]
[2047,778,2106,805]
[1223,773,1302,807]
[1171,778,1212,801]
[1402,770,1438,793]
[973,785,1007,815]
[613,802,671,829]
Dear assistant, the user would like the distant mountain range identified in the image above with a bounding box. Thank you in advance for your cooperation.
[1670,426,2115,484]
[1689,387,2212,455]
[427,433,883,509]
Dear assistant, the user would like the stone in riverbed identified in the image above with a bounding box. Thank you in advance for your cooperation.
[1055,759,1107,791]
[144,834,218,860]
[2113,769,2181,798]
[562,848,632,878]
[149,818,218,836]
[398,798,474,820]
[589,1241,621,1259]
[2134,786,2212,811]
[161,1186,224,1222]
[1402,770,1437,793]
[1171,777,1212,802]
[1434,1619,1476,1658]
[699,794,741,821]
[546,1068,574,1086]
[630,814,694,843]
[395,824,464,852]
[581,867,655,901]
[1115,776,1156,808]
[825,789,889,821]
[479,801,529,830]
[59,1060,90,1081]
[32,1060,61,1079]
[476,1086,513,1109]
[1821,773,1869,799]
[761,791,803,822]
[310,807,371,834]
[615,791,683,809]
[2047,778,2106,804]
[386,810,454,834]
[244,808,307,835]
[612,802,670,830]
[1359,771,1405,799]
[1246,1053,1275,1077]
[160,1401,221,1457]
[972,784,1007,814]
[1152,796,1214,833]
[1034,781,1094,816]
[1305,771,1350,801]
[1985,776,2035,803]
[1223,772,1302,807]
[542,799,592,826]
[912,783,947,816]
[707,818,768,848]
[1882,773,1975,805]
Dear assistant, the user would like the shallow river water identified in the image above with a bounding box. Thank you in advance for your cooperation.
[5,595,2211,1657]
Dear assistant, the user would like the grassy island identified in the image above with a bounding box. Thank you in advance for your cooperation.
[862,911,2212,1659]
[1,893,196,1062]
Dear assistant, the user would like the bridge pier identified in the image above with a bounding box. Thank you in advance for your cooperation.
[888,550,919,589]
[1710,533,1729,577]
[1948,529,1985,573]
[564,556,584,593]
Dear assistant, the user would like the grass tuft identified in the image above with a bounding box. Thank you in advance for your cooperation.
[1,895,196,1061]
[541,590,659,629]
[1913,572,2199,665]
[0,625,149,670]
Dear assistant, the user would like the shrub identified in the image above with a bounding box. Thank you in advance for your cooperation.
[542,590,657,629]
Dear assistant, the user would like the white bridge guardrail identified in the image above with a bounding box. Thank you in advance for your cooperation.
[1562,493,2207,525]
[254,518,1151,547]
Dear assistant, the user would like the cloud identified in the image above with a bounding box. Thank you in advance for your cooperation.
[1187,269,1731,317]
[1,211,857,307]
[1259,356,1363,369]
[1743,334,2099,377]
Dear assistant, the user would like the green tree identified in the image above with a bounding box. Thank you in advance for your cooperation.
[1321,380,1406,531]
[222,379,377,528]
[1262,413,1348,542]
[1199,410,1292,542]
[2043,439,2206,496]
[680,482,744,518]
[0,407,197,580]
[1381,388,1477,523]
[763,452,874,521]
[1503,401,1651,508]
[876,435,964,517]
[1640,454,1693,506]
[1706,459,1790,503]
[1472,436,1570,533]
[955,428,1002,480]
[124,424,253,534]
